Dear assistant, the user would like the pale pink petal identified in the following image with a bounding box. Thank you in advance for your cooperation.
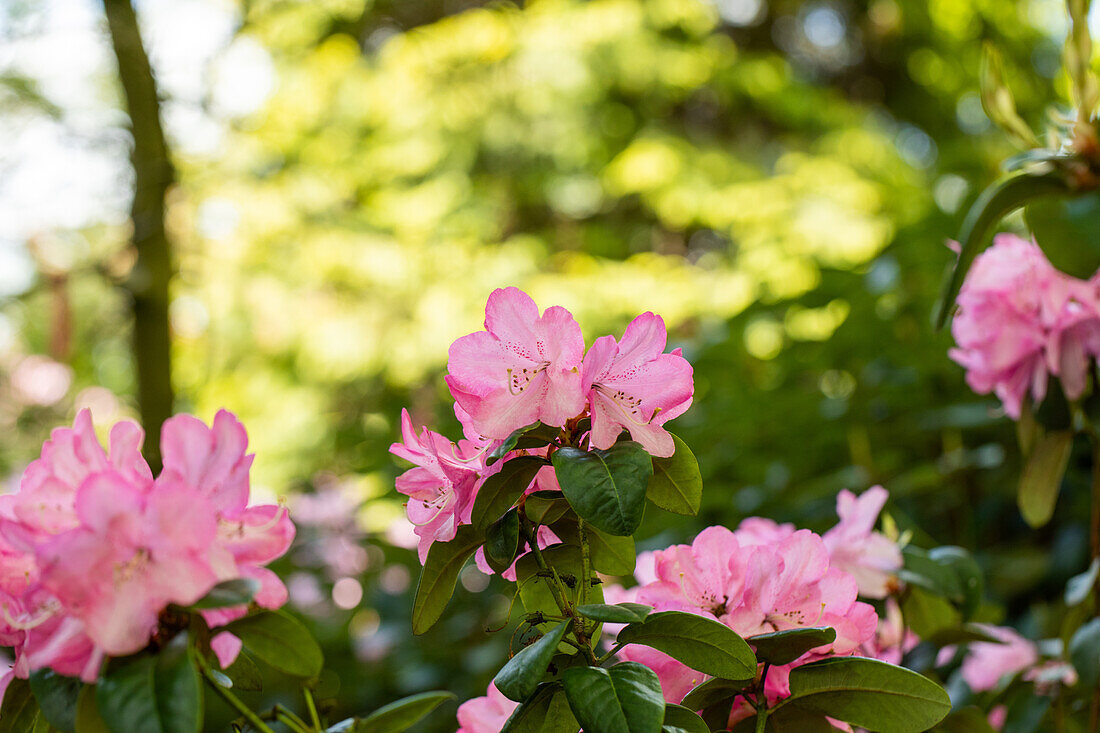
[211,632,243,669]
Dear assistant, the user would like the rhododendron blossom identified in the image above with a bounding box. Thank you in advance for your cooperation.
[455,682,519,733]
[390,409,484,562]
[950,234,1100,418]
[940,624,1039,693]
[581,312,693,457]
[822,486,902,599]
[0,409,294,683]
[447,287,586,439]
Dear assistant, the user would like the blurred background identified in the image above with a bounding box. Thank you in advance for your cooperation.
[0,0,1093,728]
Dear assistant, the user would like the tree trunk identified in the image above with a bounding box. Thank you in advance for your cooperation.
[102,0,175,472]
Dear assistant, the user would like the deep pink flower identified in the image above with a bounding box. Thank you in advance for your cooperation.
[390,409,483,562]
[949,234,1098,418]
[456,682,518,733]
[581,312,693,457]
[822,487,901,599]
[446,288,586,439]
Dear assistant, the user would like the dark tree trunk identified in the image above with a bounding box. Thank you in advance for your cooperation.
[102,0,175,472]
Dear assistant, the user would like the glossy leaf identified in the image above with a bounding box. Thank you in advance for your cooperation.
[410,524,483,634]
[934,170,1071,329]
[617,611,756,680]
[552,443,652,536]
[495,620,571,702]
[661,705,708,733]
[729,708,835,732]
[646,434,702,516]
[472,456,547,529]
[562,663,664,733]
[748,627,836,666]
[927,546,983,619]
[487,423,543,466]
[1017,430,1072,528]
[502,683,580,733]
[226,609,324,678]
[525,491,570,525]
[349,690,456,733]
[1066,558,1100,607]
[900,586,961,639]
[0,678,45,733]
[485,507,521,574]
[29,670,80,733]
[95,639,201,733]
[680,677,752,712]
[184,578,260,610]
[221,649,263,692]
[576,603,653,624]
[74,686,110,733]
[587,526,636,575]
[1071,617,1100,688]
[775,657,951,732]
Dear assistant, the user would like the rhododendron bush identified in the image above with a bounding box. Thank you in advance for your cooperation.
[390,288,958,732]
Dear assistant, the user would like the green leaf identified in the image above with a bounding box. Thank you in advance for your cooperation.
[748,627,836,666]
[495,620,571,702]
[502,683,580,733]
[410,524,484,634]
[660,705,708,733]
[646,434,701,516]
[94,634,202,733]
[29,670,80,733]
[183,578,260,610]
[587,527,636,575]
[1066,558,1100,607]
[680,677,752,712]
[774,657,951,732]
[899,546,962,600]
[1025,194,1100,278]
[1001,689,1050,733]
[934,171,1072,329]
[226,609,324,678]
[1071,617,1100,688]
[516,544,603,628]
[485,507,521,574]
[349,690,456,733]
[552,443,653,536]
[1018,430,1073,528]
[74,686,110,733]
[927,546,983,620]
[0,678,45,733]
[153,634,202,733]
[900,586,961,639]
[576,603,652,624]
[562,663,664,733]
[488,423,543,466]
[472,456,547,529]
[525,491,570,525]
[926,623,1006,646]
[729,708,835,732]
[221,649,263,692]
[617,611,756,681]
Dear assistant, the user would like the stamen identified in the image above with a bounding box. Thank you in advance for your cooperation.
[0,599,59,631]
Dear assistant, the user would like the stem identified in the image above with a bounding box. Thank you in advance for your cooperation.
[754,708,768,733]
[303,689,322,731]
[579,519,591,609]
[521,519,597,664]
[273,707,311,733]
[200,665,276,733]
[102,0,176,472]
[597,642,626,665]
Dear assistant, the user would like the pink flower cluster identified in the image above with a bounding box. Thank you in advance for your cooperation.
[456,487,903,730]
[0,410,294,687]
[939,624,1076,697]
[950,233,1100,418]
[391,288,694,561]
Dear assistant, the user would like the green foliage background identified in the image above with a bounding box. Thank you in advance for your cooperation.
[0,0,1091,728]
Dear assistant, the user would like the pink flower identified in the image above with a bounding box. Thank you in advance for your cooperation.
[447,288,586,439]
[456,682,518,733]
[36,472,217,656]
[581,312,693,457]
[389,409,483,563]
[860,598,918,665]
[733,517,796,547]
[950,624,1038,693]
[822,487,901,599]
[160,411,295,625]
[949,234,1098,418]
